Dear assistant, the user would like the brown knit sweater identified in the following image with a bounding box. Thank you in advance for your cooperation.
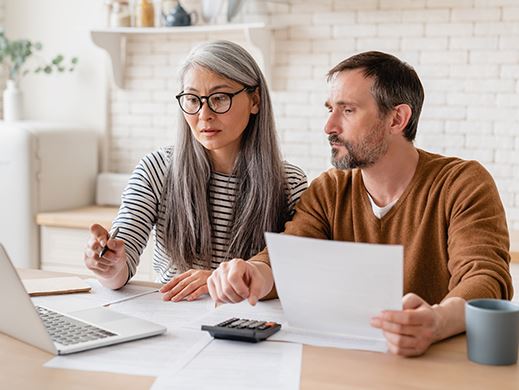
[254,149,513,304]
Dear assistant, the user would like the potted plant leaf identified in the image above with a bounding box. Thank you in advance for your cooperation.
[0,30,78,121]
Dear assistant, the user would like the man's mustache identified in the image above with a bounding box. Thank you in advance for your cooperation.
[328,134,345,145]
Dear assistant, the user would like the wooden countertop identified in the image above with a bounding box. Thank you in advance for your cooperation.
[6,269,519,390]
[36,206,118,229]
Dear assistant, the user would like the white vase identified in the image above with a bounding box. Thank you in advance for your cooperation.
[3,80,23,121]
[201,0,226,24]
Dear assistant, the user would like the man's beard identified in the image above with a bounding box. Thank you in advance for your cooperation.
[328,122,388,170]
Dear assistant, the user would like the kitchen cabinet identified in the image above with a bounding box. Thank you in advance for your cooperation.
[36,206,156,282]
[90,22,271,88]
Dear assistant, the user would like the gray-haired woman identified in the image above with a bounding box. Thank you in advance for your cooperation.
[84,40,307,301]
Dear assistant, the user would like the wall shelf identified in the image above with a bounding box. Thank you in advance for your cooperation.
[90,22,271,89]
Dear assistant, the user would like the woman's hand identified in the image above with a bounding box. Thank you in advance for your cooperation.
[160,269,212,302]
[84,223,128,289]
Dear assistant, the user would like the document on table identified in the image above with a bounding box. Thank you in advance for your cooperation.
[31,279,158,313]
[41,287,303,385]
[45,328,213,377]
[152,339,302,390]
[265,232,403,352]
[44,293,216,376]
[110,293,216,329]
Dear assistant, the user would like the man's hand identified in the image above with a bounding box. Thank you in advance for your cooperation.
[160,269,212,302]
[371,293,466,357]
[207,259,273,305]
[370,293,442,357]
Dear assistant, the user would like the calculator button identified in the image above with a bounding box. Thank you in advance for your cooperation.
[216,318,239,327]
[228,319,248,328]
[224,319,243,328]
[247,321,265,329]
[236,320,256,329]
[257,322,277,330]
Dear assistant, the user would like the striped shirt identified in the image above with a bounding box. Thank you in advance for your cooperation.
[113,146,308,284]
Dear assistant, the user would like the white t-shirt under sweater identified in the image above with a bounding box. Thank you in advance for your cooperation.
[113,146,308,284]
[367,193,399,219]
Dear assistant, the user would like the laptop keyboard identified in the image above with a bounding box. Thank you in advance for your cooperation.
[36,306,117,346]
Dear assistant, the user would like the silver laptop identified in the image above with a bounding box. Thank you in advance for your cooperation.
[0,243,166,355]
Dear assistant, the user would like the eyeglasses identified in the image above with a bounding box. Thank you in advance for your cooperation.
[175,86,256,115]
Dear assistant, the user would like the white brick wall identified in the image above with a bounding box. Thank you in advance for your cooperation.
[107,0,519,230]
[0,0,5,118]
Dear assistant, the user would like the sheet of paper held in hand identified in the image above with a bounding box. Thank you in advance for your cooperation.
[265,232,403,352]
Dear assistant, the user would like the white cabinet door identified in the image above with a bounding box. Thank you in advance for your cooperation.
[40,226,155,282]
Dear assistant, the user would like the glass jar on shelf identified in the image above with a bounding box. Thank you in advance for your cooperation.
[109,0,131,27]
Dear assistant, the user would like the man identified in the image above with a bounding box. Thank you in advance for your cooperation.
[206,51,513,357]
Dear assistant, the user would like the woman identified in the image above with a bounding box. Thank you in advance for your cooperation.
[84,40,307,302]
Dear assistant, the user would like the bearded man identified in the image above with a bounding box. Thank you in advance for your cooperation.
[207,51,513,357]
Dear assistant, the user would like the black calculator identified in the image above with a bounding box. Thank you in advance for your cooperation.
[201,317,281,343]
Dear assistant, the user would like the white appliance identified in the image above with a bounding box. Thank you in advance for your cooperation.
[0,121,98,268]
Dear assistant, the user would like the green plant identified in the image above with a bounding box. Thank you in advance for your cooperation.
[0,30,78,82]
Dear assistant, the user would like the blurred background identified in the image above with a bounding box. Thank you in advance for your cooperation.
[0,0,517,287]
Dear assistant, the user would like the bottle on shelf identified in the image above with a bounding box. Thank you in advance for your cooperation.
[135,0,155,27]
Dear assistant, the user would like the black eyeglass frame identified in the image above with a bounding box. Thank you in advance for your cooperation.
[175,86,257,115]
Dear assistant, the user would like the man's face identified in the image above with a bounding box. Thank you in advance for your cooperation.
[324,69,390,170]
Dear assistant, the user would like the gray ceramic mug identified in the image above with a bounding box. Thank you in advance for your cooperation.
[465,299,519,365]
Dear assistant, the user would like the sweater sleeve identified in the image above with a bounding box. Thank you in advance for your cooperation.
[444,161,513,301]
[112,148,169,282]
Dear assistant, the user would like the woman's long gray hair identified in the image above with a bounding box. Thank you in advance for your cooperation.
[164,40,289,272]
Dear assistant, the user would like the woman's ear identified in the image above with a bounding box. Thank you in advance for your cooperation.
[390,104,412,135]
[250,88,260,114]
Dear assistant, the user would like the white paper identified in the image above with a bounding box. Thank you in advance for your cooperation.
[193,299,388,352]
[31,279,157,313]
[45,328,213,377]
[152,340,302,390]
[270,325,387,352]
[44,292,217,376]
[110,293,216,329]
[195,299,388,352]
[265,233,403,351]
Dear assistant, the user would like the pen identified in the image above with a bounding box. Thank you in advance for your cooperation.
[102,288,159,307]
[99,226,120,258]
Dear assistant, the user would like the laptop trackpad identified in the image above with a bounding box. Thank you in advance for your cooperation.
[68,306,166,337]
[70,307,129,324]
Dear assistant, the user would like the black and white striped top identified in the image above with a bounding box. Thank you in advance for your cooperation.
[113,146,308,284]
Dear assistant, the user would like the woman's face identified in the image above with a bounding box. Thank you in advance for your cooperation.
[181,66,259,164]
